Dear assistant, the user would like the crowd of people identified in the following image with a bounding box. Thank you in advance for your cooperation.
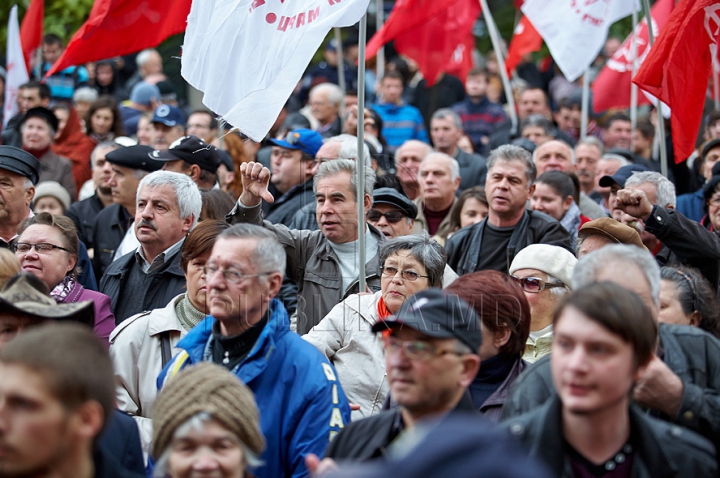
[2,31,720,477]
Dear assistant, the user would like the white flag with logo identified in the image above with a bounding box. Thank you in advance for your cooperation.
[522,0,639,82]
[4,5,29,128]
[182,0,370,142]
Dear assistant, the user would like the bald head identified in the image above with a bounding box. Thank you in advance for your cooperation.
[533,140,574,176]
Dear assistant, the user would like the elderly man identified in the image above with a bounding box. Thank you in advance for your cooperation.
[430,109,487,191]
[367,187,417,239]
[520,114,553,146]
[91,145,163,279]
[574,136,604,196]
[1,81,51,148]
[157,224,350,478]
[0,147,39,248]
[153,135,221,190]
[151,104,185,151]
[394,139,431,200]
[592,153,629,212]
[501,244,720,454]
[413,152,460,237]
[99,170,201,323]
[509,244,577,363]
[373,71,429,151]
[446,145,572,275]
[575,217,645,257]
[309,83,343,138]
[231,159,382,334]
[66,141,119,249]
[20,107,76,199]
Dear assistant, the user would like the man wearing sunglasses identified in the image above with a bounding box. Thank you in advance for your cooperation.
[367,187,417,239]
[509,244,577,364]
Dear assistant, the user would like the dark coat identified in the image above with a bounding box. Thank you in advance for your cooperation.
[454,149,487,192]
[265,178,316,227]
[98,409,145,476]
[93,448,145,478]
[479,356,528,423]
[66,193,106,248]
[445,209,573,275]
[99,247,186,325]
[501,323,720,451]
[503,396,717,478]
[92,204,131,280]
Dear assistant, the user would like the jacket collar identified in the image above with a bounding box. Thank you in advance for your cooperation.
[315,223,386,262]
[480,357,527,409]
[148,294,190,336]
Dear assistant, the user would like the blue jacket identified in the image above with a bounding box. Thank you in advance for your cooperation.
[676,188,705,223]
[157,300,351,478]
[373,102,429,149]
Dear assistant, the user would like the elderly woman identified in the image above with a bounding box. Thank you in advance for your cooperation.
[304,232,446,420]
[151,362,265,478]
[445,270,531,422]
[13,212,115,345]
[110,220,229,457]
[660,266,720,337]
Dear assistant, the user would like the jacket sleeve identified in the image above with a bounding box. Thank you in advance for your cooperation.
[93,293,116,348]
[534,217,574,253]
[303,301,350,360]
[226,199,264,226]
[499,356,556,421]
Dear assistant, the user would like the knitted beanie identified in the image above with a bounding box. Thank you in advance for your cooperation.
[150,362,265,460]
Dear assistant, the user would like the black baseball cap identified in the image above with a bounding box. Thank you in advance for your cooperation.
[149,136,221,173]
[106,145,164,172]
[372,289,482,353]
[0,146,41,184]
[372,187,417,219]
[598,164,649,189]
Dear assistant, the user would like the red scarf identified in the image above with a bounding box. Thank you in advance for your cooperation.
[377,296,392,319]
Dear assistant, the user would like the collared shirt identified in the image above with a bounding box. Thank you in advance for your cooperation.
[135,237,185,274]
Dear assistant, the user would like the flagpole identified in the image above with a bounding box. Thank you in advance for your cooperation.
[335,28,347,121]
[642,0,668,178]
[480,0,517,132]
[356,12,368,293]
[376,0,385,83]
[714,66,720,110]
[630,5,639,135]
[580,70,589,140]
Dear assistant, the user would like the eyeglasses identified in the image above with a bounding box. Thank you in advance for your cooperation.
[510,275,566,293]
[13,242,70,254]
[367,209,406,223]
[381,266,429,282]
[382,335,465,361]
[203,264,271,285]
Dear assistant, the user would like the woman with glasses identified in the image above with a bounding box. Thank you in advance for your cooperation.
[14,212,116,345]
[701,172,720,232]
[304,232,446,420]
[109,220,229,458]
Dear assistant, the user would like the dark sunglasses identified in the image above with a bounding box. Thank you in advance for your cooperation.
[510,275,566,293]
[367,209,406,223]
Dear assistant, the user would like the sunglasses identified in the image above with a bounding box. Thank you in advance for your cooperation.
[510,275,566,293]
[367,209,406,223]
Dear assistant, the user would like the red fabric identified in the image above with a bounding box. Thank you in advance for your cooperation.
[579,215,592,228]
[633,0,720,164]
[19,0,43,73]
[45,0,191,77]
[592,0,673,112]
[52,105,94,194]
[377,296,392,320]
[505,15,542,76]
[366,0,481,86]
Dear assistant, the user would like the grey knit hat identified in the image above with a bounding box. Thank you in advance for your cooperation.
[150,362,265,460]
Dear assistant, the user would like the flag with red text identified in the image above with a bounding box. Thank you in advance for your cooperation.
[45,0,191,77]
[4,6,29,128]
[522,0,639,81]
[182,0,370,142]
[592,0,673,112]
[634,0,720,163]
[505,15,542,76]
[366,0,481,86]
[19,0,43,73]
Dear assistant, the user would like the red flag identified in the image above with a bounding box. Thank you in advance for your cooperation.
[592,0,673,112]
[505,15,542,76]
[19,0,43,73]
[366,0,481,86]
[633,0,720,163]
[45,0,191,78]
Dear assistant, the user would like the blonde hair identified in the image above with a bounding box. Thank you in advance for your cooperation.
[0,249,21,290]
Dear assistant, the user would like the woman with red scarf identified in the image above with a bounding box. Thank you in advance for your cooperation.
[51,103,95,195]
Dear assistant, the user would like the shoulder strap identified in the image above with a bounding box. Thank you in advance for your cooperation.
[160,331,172,368]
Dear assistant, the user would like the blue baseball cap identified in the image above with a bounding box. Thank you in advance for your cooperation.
[598,164,649,189]
[152,104,185,128]
[269,129,323,157]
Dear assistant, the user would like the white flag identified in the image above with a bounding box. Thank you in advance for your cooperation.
[182,0,370,142]
[4,5,29,128]
[522,0,639,82]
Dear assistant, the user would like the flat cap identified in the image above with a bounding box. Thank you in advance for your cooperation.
[21,107,59,133]
[578,217,646,249]
[0,145,41,184]
[105,145,164,172]
[372,187,417,219]
[149,136,220,173]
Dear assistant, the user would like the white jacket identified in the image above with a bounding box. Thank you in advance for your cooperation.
[109,294,188,459]
[304,291,387,422]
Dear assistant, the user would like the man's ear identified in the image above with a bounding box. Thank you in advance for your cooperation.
[25,186,35,207]
[458,354,481,388]
[264,271,283,302]
[527,183,536,200]
[72,400,105,442]
[182,214,195,234]
[364,194,372,214]
[189,164,201,182]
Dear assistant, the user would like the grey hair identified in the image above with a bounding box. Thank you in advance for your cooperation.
[378,231,447,288]
[329,136,371,164]
[132,169,150,180]
[575,136,604,156]
[152,412,262,478]
[431,108,463,130]
[625,171,676,208]
[521,114,553,136]
[314,159,375,200]
[90,141,121,170]
[532,140,576,165]
[600,154,630,167]
[72,86,98,104]
[572,244,661,308]
[137,171,202,229]
[487,144,537,185]
[218,224,286,278]
[23,177,33,190]
[420,152,460,182]
[136,49,159,68]
[310,83,343,107]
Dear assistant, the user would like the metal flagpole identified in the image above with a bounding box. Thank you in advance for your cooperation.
[642,0,668,178]
[356,12,368,294]
[630,5,639,134]
[580,70,589,140]
[480,0,517,132]
[335,28,347,120]
[376,0,385,82]
[714,58,720,110]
